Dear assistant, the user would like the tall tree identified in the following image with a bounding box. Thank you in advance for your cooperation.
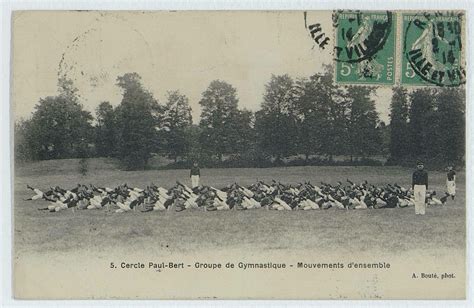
[345,86,381,160]
[19,78,93,160]
[435,87,465,164]
[294,77,320,162]
[115,73,160,170]
[14,119,35,162]
[293,65,347,161]
[198,80,241,161]
[161,90,193,162]
[256,74,298,162]
[389,87,410,161]
[408,88,436,160]
[228,109,255,157]
[95,101,117,157]
[377,121,390,156]
[184,124,203,163]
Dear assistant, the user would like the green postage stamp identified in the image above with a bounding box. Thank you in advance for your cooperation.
[334,11,396,85]
[332,10,465,87]
[402,12,466,87]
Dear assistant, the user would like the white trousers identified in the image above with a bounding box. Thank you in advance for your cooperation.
[413,185,426,215]
[447,180,456,196]
[191,175,200,188]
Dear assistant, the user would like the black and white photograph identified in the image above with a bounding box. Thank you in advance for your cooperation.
[8,8,468,300]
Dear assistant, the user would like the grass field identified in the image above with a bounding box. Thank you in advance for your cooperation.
[13,158,466,299]
[14,158,466,256]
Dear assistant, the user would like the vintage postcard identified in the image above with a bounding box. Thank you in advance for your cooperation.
[11,9,466,299]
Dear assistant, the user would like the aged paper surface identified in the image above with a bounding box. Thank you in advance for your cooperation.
[12,10,466,299]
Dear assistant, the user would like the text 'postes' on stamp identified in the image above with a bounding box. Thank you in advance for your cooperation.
[334,11,396,85]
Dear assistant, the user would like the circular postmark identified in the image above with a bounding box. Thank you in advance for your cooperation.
[334,10,393,63]
[404,11,466,87]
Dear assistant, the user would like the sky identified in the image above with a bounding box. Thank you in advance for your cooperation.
[12,11,392,123]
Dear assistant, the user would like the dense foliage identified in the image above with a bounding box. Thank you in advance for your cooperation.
[15,67,465,170]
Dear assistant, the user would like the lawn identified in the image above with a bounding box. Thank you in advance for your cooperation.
[14,158,465,255]
[12,158,466,299]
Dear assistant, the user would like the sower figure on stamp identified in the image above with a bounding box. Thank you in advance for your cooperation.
[446,165,456,200]
[190,161,200,189]
[412,161,428,215]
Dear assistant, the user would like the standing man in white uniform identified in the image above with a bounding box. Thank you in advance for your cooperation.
[190,161,200,189]
[412,161,428,215]
[446,165,456,200]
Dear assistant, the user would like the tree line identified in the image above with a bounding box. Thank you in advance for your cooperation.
[388,86,464,166]
[15,66,465,170]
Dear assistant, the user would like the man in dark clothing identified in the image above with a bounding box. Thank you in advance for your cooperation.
[412,161,428,215]
[190,162,200,188]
